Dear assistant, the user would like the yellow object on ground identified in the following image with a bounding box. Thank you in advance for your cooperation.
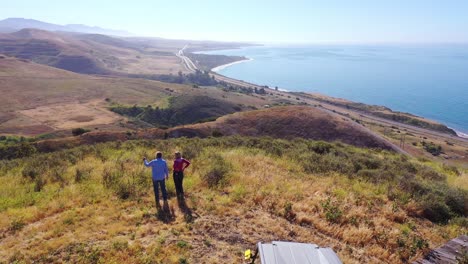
[245,249,252,260]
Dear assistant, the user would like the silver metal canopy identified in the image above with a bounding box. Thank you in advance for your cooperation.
[257,241,342,264]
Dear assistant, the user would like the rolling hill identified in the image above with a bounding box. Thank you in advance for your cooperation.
[0,56,270,136]
[17,105,402,156]
[0,17,133,36]
[190,106,398,150]
[0,22,254,76]
[0,28,186,75]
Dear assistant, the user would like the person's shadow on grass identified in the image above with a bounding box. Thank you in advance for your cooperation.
[177,196,196,223]
[156,200,175,223]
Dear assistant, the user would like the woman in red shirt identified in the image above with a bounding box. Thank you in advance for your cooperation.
[173,151,191,198]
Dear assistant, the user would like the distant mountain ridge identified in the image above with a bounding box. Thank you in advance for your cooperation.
[0,18,133,36]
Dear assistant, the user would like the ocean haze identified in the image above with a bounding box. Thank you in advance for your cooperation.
[202,44,468,134]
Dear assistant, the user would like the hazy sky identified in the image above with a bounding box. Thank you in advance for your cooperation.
[1,0,468,43]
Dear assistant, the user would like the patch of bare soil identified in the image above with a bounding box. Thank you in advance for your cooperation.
[18,100,123,131]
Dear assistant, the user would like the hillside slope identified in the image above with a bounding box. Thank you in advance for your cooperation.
[0,18,132,36]
[164,106,400,151]
[0,27,253,76]
[0,28,185,75]
[0,137,466,263]
[0,56,272,136]
[19,105,404,156]
[0,56,170,134]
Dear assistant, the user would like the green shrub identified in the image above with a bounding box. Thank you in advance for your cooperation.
[321,198,342,223]
[283,202,296,222]
[420,194,452,223]
[399,175,429,197]
[75,168,90,183]
[181,142,202,159]
[22,164,41,179]
[422,142,442,156]
[115,181,135,200]
[202,153,231,188]
[10,219,26,232]
[0,142,37,159]
[83,247,101,264]
[211,130,223,137]
[311,153,354,174]
[111,95,239,127]
[112,240,128,250]
[419,167,446,181]
[102,167,121,188]
[309,141,333,154]
[445,188,467,216]
[442,164,461,176]
[72,128,90,136]
[176,240,188,248]
[357,169,395,183]
[34,177,45,192]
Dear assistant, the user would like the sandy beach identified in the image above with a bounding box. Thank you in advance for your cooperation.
[211,58,253,72]
[455,130,468,139]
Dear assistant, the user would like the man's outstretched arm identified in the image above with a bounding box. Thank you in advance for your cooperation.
[143,158,152,167]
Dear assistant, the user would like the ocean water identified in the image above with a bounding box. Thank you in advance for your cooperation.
[200,45,468,135]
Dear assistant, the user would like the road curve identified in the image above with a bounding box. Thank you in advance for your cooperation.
[176,45,198,72]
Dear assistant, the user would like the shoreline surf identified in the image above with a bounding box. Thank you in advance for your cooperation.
[211,58,253,72]
[453,129,468,139]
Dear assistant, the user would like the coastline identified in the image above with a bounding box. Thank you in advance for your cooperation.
[210,58,291,92]
[454,129,468,139]
[198,47,467,139]
[211,58,253,72]
[212,67,468,140]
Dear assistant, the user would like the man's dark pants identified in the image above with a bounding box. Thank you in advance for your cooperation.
[152,179,167,204]
[173,171,184,197]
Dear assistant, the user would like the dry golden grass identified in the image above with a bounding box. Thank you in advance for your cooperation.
[0,139,465,263]
[0,57,281,136]
[18,100,124,130]
[181,105,398,150]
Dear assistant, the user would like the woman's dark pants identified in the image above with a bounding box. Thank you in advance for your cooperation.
[173,171,184,197]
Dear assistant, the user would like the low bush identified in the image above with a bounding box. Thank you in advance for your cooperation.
[211,130,223,137]
[0,142,37,160]
[72,128,90,136]
[283,202,296,222]
[309,141,333,154]
[202,153,231,188]
[321,198,343,223]
[420,194,452,223]
[9,219,26,232]
[445,188,467,216]
[422,142,442,156]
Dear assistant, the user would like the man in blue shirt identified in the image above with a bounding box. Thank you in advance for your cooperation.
[144,151,169,207]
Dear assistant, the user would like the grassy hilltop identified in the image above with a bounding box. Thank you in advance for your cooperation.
[0,137,466,263]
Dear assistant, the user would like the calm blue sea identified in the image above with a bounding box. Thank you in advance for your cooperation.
[200,45,468,135]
